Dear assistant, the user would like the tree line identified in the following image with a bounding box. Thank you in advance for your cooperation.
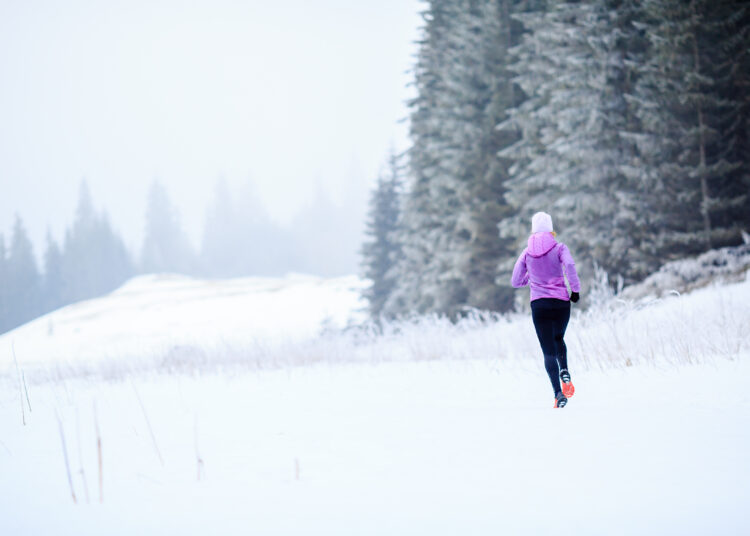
[0,183,132,334]
[1,178,364,335]
[362,0,750,319]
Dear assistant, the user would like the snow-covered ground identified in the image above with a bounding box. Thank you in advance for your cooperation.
[1,358,748,535]
[1,272,749,534]
[0,273,368,378]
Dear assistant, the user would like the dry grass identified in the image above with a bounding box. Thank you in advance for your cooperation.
[7,277,749,386]
[56,411,77,504]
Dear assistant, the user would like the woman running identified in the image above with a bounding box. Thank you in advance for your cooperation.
[511,212,580,408]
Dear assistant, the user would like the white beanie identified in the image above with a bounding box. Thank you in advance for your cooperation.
[531,212,553,233]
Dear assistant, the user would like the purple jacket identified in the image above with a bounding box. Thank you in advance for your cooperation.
[511,232,581,302]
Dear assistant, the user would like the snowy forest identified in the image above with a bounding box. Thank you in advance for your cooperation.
[3,0,750,333]
[3,3,750,531]
[0,179,362,335]
[362,0,750,318]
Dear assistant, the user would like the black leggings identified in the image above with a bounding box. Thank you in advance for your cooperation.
[531,298,571,395]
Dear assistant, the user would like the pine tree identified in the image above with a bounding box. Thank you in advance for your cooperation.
[723,3,750,228]
[383,0,461,315]
[141,180,195,275]
[697,1,750,239]
[386,0,521,316]
[202,179,305,278]
[0,234,8,333]
[61,181,134,303]
[6,215,41,328]
[292,183,349,277]
[496,0,662,287]
[61,181,97,302]
[601,0,653,282]
[42,230,64,313]
[201,178,241,277]
[90,213,134,294]
[234,180,300,277]
[626,0,750,269]
[500,1,603,276]
[451,0,521,312]
[361,151,403,319]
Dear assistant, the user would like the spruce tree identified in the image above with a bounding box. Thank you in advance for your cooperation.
[61,181,97,302]
[202,179,303,278]
[451,0,521,313]
[499,1,605,274]
[61,181,134,303]
[91,213,134,294]
[383,0,460,315]
[201,178,241,277]
[141,180,195,275]
[627,0,750,268]
[602,0,653,282]
[361,151,403,319]
[42,230,64,313]
[0,234,8,333]
[6,215,41,328]
[497,0,657,286]
[291,183,349,277]
[386,0,521,316]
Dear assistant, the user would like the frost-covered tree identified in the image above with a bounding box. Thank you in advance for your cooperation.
[61,181,133,303]
[5,215,41,328]
[383,0,463,316]
[201,179,298,277]
[379,0,749,314]
[453,0,523,312]
[498,0,650,286]
[201,179,241,277]
[361,151,403,319]
[42,230,64,313]
[291,183,355,277]
[234,180,301,277]
[385,0,521,316]
[141,180,195,275]
[626,0,750,266]
[0,234,8,333]
[599,0,654,282]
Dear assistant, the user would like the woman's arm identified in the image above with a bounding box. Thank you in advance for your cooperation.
[558,244,581,292]
[511,250,529,288]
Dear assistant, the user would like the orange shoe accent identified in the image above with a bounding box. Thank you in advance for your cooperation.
[562,381,575,398]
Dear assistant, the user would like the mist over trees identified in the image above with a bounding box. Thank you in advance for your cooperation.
[1,174,368,334]
[60,182,134,304]
[3,216,41,331]
[141,180,195,275]
[42,230,64,314]
[4,0,749,333]
[200,179,303,278]
[362,0,750,319]
[292,180,368,277]
[0,183,135,334]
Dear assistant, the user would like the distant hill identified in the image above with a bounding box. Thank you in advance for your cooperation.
[0,273,367,372]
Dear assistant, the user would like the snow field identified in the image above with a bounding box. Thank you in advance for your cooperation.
[1,272,749,534]
[0,273,368,379]
[4,273,750,383]
[1,358,748,535]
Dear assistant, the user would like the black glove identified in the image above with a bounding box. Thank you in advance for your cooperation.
[570,292,580,303]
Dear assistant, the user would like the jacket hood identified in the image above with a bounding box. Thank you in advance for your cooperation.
[527,232,558,258]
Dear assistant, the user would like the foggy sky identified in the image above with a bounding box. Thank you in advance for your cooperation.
[0,0,421,265]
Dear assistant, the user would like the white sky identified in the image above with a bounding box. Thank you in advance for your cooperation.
[0,0,422,255]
